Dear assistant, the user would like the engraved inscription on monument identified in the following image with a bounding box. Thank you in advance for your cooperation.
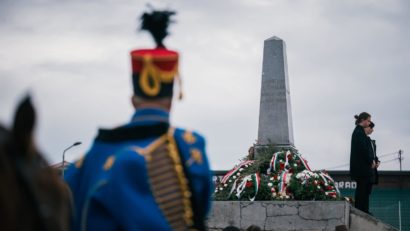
[257,36,294,147]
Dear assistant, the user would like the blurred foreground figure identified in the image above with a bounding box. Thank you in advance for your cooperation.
[0,96,71,231]
[65,9,213,231]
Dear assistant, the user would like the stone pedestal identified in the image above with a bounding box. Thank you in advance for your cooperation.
[208,201,349,231]
[207,201,398,231]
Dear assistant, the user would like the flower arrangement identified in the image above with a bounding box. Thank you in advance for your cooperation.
[213,147,340,201]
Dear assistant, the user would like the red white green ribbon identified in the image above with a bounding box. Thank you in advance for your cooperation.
[325,191,338,198]
[267,152,279,174]
[221,160,254,184]
[295,153,311,171]
[319,171,340,195]
[250,173,261,201]
[235,175,252,198]
[319,172,330,185]
[234,173,260,201]
[279,171,290,193]
[228,178,239,199]
[284,151,291,170]
[269,151,306,174]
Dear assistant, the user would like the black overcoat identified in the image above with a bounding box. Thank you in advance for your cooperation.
[350,125,375,180]
[370,139,379,184]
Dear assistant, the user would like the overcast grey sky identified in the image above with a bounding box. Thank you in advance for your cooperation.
[1,0,409,171]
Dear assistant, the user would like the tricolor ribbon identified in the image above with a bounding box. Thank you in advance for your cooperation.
[228,178,239,199]
[250,173,261,201]
[279,171,288,193]
[284,150,291,170]
[295,153,311,171]
[235,175,253,198]
[221,160,254,184]
[234,173,261,201]
[267,151,282,174]
[319,171,340,195]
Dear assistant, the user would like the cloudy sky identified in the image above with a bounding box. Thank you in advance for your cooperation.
[1,0,409,171]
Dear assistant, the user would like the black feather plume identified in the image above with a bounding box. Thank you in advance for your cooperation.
[140,9,176,48]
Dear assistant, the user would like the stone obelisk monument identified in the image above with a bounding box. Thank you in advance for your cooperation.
[256,36,295,154]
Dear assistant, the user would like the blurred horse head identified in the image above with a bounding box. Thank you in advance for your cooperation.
[0,95,70,231]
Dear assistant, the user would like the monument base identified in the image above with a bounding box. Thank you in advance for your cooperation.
[254,144,298,160]
[207,201,398,231]
[207,201,349,231]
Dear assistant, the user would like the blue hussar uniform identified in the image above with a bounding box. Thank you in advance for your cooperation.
[65,108,213,231]
[65,10,213,231]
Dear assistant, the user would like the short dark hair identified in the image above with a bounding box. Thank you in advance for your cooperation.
[354,112,371,125]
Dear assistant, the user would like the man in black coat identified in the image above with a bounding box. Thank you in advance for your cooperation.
[350,112,376,214]
[366,122,380,185]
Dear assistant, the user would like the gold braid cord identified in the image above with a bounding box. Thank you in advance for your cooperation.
[143,129,194,231]
[138,55,178,97]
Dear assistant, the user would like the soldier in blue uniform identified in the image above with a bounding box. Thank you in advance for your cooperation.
[64,9,213,231]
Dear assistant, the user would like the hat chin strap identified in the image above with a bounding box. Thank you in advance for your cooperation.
[175,72,183,100]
